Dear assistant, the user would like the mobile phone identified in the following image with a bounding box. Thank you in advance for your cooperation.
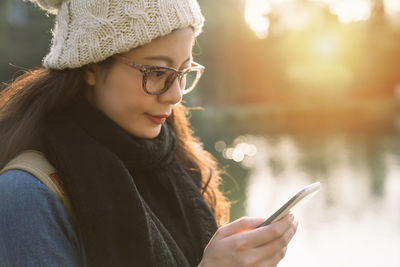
[257,182,321,228]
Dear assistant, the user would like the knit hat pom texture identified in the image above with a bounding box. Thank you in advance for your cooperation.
[27,0,64,14]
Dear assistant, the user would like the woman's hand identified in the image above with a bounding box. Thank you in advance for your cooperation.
[199,214,298,267]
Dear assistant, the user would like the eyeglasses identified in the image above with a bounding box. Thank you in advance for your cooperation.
[113,55,205,95]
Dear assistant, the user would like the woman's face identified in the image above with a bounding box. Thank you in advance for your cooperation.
[84,27,195,139]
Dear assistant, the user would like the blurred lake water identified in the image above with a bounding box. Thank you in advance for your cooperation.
[191,101,400,267]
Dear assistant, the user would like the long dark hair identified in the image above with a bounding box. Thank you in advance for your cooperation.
[0,61,230,225]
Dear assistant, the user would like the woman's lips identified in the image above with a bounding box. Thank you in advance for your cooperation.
[146,113,167,124]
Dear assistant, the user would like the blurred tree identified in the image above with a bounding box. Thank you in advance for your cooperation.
[0,0,54,88]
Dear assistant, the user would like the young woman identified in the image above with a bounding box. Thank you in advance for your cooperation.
[0,0,298,266]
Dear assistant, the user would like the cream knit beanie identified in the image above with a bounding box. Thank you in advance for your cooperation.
[27,0,205,69]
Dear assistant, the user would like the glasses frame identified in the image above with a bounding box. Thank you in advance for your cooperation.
[113,55,205,95]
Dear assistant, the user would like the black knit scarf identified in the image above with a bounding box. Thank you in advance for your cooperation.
[37,96,218,267]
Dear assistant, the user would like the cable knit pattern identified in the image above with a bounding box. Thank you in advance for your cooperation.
[27,0,204,69]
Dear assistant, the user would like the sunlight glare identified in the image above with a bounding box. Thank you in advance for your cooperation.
[384,0,400,15]
[312,34,337,58]
[329,0,372,24]
[245,0,272,38]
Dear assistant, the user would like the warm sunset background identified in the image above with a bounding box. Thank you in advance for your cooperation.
[1,0,400,266]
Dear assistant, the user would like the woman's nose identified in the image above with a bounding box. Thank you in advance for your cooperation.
[158,77,183,105]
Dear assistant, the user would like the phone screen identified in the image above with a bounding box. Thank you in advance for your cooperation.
[257,182,321,228]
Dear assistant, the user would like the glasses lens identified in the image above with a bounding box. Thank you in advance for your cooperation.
[144,68,201,95]
[145,68,176,94]
[181,70,200,94]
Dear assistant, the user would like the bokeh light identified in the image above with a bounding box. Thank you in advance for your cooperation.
[217,136,258,164]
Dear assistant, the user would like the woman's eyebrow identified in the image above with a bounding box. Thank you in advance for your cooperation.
[143,56,191,65]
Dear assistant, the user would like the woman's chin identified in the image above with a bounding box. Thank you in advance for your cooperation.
[128,125,162,139]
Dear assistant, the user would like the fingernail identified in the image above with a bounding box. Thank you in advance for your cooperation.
[289,214,294,222]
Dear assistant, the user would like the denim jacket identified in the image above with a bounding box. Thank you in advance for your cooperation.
[0,170,86,267]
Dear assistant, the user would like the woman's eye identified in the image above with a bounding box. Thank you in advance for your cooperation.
[151,71,167,78]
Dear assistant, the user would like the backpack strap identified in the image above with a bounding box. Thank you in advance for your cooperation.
[0,150,76,222]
